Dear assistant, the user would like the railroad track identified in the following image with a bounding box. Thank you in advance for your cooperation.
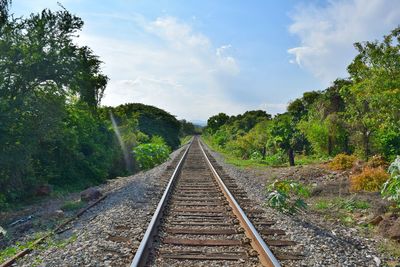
[131,137,302,266]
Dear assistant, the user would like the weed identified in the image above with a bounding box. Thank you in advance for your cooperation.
[0,232,77,264]
[314,200,330,210]
[340,215,354,225]
[378,239,400,259]
[265,180,310,214]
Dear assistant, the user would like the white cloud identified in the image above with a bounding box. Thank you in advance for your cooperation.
[258,103,288,115]
[288,0,400,84]
[76,16,243,120]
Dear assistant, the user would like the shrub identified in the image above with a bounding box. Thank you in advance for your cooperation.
[328,153,357,170]
[133,136,171,170]
[265,180,310,214]
[366,154,388,168]
[381,156,400,207]
[350,167,389,192]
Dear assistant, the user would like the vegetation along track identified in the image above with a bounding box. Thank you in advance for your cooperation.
[131,137,303,266]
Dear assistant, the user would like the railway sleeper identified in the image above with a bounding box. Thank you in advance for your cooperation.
[160,250,249,261]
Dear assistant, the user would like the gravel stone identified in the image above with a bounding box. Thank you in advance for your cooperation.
[203,143,385,267]
[16,145,188,267]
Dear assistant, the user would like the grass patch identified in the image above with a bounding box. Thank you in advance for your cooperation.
[315,200,330,210]
[311,197,371,225]
[202,137,282,168]
[180,136,192,146]
[378,239,400,259]
[0,231,48,263]
[202,136,327,168]
[61,200,86,211]
[312,197,370,212]
[295,154,330,165]
[0,232,77,264]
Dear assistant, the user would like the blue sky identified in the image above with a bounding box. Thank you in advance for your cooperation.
[11,0,400,122]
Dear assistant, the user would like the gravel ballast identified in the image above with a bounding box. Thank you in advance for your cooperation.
[12,141,388,266]
[16,145,188,267]
[203,143,384,267]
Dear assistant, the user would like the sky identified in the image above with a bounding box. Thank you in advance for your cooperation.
[11,0,400,123]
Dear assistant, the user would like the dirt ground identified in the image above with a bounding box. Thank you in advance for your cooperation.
[241,162,400,265]
[0,191,81,251]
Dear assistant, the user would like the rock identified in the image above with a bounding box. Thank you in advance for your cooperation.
[311,186,323,196]
[0,226,6,236]
[80,187,102,202]
[373,256,381,266]
[368,215,383,226]
[388,218,400,241]
[47,209,64,218]
[36,185,52,196]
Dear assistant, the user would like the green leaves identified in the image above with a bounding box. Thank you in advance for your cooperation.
[265,180,310,214]
[133,136,171,170]
[381,156,400,207]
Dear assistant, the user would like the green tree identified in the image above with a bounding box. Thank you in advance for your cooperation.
[0,4,115,204]
[206,113,230,134]
[342,26,400,159]
[179,119,196,137]
[268,113,302,166]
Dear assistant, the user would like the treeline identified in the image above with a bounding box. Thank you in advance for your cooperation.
[0,3,196,208]
[204,27,400,166]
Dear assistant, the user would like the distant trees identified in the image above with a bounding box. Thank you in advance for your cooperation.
[179,119,196,137]
[100,103,181,149]
[206,113,230,134]
[204,26,400,166]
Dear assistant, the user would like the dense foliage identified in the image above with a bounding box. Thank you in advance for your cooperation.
[133,136,171,170]
[0,4,187,209]
[0,5,117,208]
[204,27,400,166]
[100,103,181,149]
[381,157,400,207]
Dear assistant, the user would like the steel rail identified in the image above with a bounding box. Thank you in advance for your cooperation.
[130,139,193,267]
[198,139,281,267]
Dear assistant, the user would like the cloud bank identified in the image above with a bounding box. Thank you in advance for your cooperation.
[78,15,246,121]
[288,0,400,84]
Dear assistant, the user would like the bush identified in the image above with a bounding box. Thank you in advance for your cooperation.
[133,136,171,170]
[366,154,388,168]
[328,153,357,170]
[381,156,400,207]
[265,180,310,214]
[350,167,389,192]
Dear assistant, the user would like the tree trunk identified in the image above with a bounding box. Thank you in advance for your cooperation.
[328,135,333,156]
[362,128,370,160]
[343,134,350,154]
[288,148,295,166]
[261,146,266,160]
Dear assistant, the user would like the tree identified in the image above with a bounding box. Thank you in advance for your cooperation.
[179,119,196,137]
[206,113,230,134]
[0,4,116,204]
[342,26,400,159]
[269,113,302,166]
